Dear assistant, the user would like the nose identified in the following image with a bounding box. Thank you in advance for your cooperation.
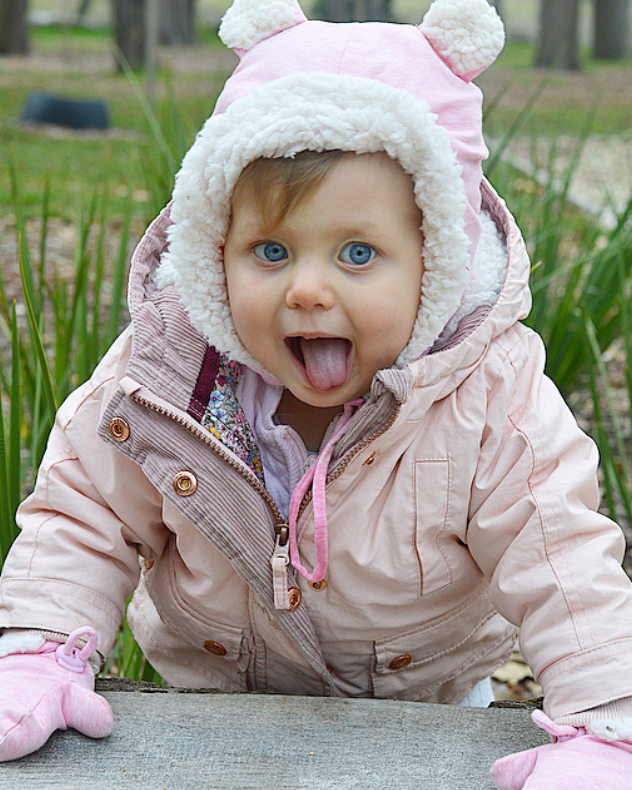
[285,259,335,311]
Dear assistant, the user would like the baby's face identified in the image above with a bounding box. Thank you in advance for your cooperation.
[223,152,423,408]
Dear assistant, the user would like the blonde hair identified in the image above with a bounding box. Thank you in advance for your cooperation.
[231,149,346,231]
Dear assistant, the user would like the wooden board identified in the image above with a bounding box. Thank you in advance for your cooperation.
[0,690,547,788]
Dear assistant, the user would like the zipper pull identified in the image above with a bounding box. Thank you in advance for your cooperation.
[271,524,291,610]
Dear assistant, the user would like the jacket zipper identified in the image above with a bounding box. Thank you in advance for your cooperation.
[130,391,286,532]
[130,391,400,531]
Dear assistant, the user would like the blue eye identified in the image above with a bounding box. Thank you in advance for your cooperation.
[339,243,376,266]
[254,242,288,263]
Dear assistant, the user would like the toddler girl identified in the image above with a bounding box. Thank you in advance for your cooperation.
[1,0,632,785]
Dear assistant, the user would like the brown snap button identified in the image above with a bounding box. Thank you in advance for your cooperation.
[288,587,302,611]
[388,653,413,671]
[109,417,130,442]
[203,640,227,656]
[309,579,328,591]
[326,664,334,673]
[362,452,376,466]
[143,558,155,570]
[173,471,198,496]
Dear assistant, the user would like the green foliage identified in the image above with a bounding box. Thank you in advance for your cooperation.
[0,160,167,682]
[0,41,225,677]
[101,607,168,685]
[0,170,127,526]
[485,100,632,533]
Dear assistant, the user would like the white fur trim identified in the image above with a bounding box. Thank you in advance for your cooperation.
[436,211,506,343]
[219,0,302,52]
[420,0,505,78]
[587,719,632,743]
[158,72,470,371]
[0,630,46,657]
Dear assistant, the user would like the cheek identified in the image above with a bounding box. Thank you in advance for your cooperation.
[226,276,274,352]
[226,265,254,323]
[229,292,260,340]
[396,266,423,333]
[403,286,422,336]
[371,278,420,337]
[358,280,420,368]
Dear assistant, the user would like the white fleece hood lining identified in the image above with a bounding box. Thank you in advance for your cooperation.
[437,209,507,345]
[158,72,471,374]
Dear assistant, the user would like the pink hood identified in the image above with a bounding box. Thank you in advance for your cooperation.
[157,0,506,373]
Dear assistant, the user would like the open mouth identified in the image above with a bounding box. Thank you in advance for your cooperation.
[285,336,351,392]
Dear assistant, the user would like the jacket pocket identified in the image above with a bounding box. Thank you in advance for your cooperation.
[370,588,514,703]
[142,540,250,688]
[128,579,248,690]
[414,458,453,595]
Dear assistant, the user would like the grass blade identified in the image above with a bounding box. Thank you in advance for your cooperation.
[9,301,21,515]
[18,233,57,421]
[0,384,11,560]
[583,312,632,525]
[112,44,178,176]
[106,193,131,348]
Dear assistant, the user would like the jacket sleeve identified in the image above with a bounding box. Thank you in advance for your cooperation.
[466,327,632,721]
[0,328,169,657]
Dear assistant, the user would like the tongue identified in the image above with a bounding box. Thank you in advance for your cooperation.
[300,338,350,392]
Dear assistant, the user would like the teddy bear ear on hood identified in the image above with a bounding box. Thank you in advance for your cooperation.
[219,0,307,55]
[419,0,505,82]
[219,0,504,73]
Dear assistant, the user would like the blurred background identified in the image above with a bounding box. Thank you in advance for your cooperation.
[1,0,630,216]
[5,1,631,65]
[0,0,631,690]
[1,0,630,217]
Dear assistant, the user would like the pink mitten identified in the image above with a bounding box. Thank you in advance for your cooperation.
[0,626,112,761]
[491,709,632,789]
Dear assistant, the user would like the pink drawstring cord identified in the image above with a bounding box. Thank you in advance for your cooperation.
[287,398,363,583]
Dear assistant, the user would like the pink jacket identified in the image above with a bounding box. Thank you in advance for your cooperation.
[1,182,632,720]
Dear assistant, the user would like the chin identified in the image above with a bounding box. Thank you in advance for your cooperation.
[294,390,343,408]
[294,384,364,409]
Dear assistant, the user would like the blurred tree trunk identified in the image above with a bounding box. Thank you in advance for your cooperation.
[113,0,145,70]
[313,0,393,22]
[593,0,630,59]
[160,0,196,45]
[76,0,93,25]
[113,0,195,68]
[535,0,581,70]
[0,0,29,55]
